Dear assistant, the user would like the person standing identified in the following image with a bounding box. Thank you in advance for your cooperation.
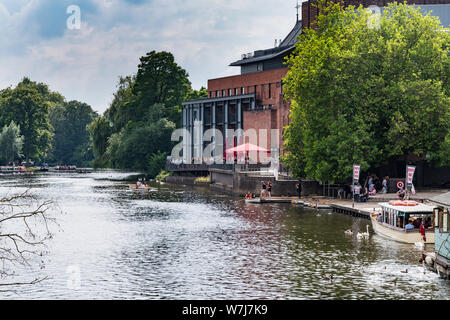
[382,176,389,194]
[354,183,362,203]
[296,183,302,199]
[267,182,272,198]
[261,181,267,199]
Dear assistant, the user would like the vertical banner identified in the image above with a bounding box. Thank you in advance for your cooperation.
[353,165,361,184]
[406,165,416,191]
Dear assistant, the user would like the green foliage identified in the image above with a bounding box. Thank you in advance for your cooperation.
[156,170,171,182]
[106,115,175,171]
[134,51,191,127]
[90,51,193,171]
[0,121,24,165]
[283,1,450,183]
[48,100,97,166]
[0,78,56,161]
[88,117,113,168]
[147,151,168,179]
[185,86,208,101]
[195,176,211,184]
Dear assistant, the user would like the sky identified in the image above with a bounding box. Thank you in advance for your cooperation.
[0,0,302,113]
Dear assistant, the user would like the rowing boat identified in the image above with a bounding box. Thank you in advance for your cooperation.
[129,184,150,191]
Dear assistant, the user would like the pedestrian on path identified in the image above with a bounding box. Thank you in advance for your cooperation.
[296,183,302,199]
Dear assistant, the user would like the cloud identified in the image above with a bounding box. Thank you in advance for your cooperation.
[0,0,299,113]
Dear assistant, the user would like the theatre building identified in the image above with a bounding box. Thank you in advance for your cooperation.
[168,0,450,194]
[178,0,450,167]
[180,19,302,165]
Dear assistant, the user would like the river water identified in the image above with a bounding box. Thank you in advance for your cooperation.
[0,171,448,300]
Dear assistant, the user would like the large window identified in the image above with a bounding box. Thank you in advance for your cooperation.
[439,209,449,233]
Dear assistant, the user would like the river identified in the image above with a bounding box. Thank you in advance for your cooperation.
[0,171,448,300]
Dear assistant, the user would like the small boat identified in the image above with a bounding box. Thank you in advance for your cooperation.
[371,201,435,244]
[244,197,293,204]
[129,184,150,191]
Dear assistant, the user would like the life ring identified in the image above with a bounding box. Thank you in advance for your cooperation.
[389,200,419,207]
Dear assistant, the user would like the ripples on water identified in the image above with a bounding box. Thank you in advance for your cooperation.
[0,171,448,300]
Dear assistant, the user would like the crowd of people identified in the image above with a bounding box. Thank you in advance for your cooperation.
[337,174,392,203]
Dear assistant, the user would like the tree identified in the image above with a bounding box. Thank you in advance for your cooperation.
[90,51,193,171]
[0,78,56,161]
[133,51,191,126]
[185,86,208,101]
[106,104,176,171]
[282,1,450,183]
[0,121,24,165]
[104,76,137,133]
[49,100,97,166]
[88,117,113,168]
[0,191,55,290]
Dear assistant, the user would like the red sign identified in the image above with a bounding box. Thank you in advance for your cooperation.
[406,166,416,185]
[353,165,361,183]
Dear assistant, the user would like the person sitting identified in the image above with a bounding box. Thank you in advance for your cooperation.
[360,187,369,203]
[397,187,406,200]
[377,214,383,222]
[424,217,432,229]
[413,218,422,229]
[368,183,377,195]
[405,221,415,230]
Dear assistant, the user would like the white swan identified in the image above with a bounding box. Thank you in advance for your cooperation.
[357,225,370,240]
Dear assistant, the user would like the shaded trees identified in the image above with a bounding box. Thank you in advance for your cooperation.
[283,2,450,183]
[0,121,24,165]
[90,51,195,176]
[49,100,97,166]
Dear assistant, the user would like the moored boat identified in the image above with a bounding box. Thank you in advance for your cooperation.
[371,201,435,244]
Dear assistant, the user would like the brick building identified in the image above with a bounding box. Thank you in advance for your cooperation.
[181,19,302,165]
[179,0,449,167]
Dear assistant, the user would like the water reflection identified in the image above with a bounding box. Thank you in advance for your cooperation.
[0,171,448,300]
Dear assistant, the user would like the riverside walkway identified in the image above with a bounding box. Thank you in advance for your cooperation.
[245,189,450,219]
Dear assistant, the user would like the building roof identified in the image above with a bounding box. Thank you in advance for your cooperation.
[229,20,302,67]
[429,192,450,208]
[379,202,436,213]
[279,19,303,47]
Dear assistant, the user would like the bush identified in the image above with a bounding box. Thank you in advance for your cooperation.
[147,152,167,178]
[156,170,171,182]
[195,176,211,184]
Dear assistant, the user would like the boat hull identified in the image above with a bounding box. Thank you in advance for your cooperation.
[129,184,150,191]
[370,216,435,244]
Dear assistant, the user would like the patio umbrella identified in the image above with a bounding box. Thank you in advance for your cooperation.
[225,143,270,154]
